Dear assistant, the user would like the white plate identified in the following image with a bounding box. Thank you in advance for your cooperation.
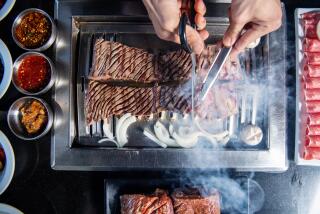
[295,8,320,166]
[0,39,13,100]
[0,0,15,21]
[0,203,23,214]
[0,130,15,195]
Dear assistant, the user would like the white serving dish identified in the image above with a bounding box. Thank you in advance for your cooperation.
[295,8,320,166]
[0,130,15,194]
[0,0,15,21]
[0,39,13,100]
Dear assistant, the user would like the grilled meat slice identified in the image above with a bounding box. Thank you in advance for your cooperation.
[89,39,193,83]
[120,189,174,214]
[172,188,220,214]
[85,82,192,124]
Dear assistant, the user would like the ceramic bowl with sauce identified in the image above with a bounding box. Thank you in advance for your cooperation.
[7,97,53,141]
[11,8,56,51]
[12,52,55,95]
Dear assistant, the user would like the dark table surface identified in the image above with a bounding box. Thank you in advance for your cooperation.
[0,0,320,214]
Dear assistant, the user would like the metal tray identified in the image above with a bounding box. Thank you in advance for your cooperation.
[104,175,264,214]
[294,8,320,166]
[52,0,287,171]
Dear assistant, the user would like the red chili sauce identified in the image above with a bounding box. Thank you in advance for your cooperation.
[17,55,50,93]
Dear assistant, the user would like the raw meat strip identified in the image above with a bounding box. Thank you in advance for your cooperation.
[304,89,320,101]
[307,113,320,125]
[304,52,320,65]
[304,23,318,39]
[304,38,320,52]
[303,77,320,89]
[306,135,320,147]
[304,147,320,160]
[306,101,320,113]
[301,11,320,20]
[306,125,320,135]
[304,65,320,78]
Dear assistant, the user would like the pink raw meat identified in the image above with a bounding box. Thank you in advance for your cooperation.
[306,125,320,135]
[304,65,320,78]
[307,113,320,125]
[304,89,320,101]
[304,38,320,52]
[303,77,320,89]
[306,101,320,113]
[304,53,320,65]
[304,147,320,160]
[306,135,320,147]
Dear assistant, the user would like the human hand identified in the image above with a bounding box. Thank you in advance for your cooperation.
[142,0,209,54]
[223,0,282,58]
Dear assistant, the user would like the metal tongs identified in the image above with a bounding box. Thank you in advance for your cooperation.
[178,0,232,101]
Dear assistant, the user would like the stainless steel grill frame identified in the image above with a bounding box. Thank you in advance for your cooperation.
[52,0,287,171]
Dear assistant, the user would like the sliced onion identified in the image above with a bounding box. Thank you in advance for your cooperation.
[169,124,198,148]
[98,138,120,147]
[103,118,114,140]
[154,121,179,147]
[116,114,137,147]
[143,128,167,148]
[195,116,230,142]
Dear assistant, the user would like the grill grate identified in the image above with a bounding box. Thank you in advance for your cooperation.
[75,26,269,150]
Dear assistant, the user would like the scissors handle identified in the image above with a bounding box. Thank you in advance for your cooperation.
[178,0,196,53]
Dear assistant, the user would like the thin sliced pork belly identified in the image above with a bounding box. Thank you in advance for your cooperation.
[304,23,318,39]
[301,11,320,20]
[304,38,320,52]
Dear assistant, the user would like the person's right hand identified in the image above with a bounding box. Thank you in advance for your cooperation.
[142,0,209,54]
[223,0,282,58]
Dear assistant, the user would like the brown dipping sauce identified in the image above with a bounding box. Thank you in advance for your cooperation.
[20,100,48,134]
[15,11,51,49]
[16,55,51,93]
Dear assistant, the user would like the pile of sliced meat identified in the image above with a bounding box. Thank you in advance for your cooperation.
[120,188,220,214]
[86,39,241,124]
[300,11,320,160]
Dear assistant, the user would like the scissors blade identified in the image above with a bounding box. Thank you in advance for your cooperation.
[199,46,232,101]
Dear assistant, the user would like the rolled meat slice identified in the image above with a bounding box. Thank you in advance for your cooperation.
[304,89,320,101]
[301,11,320,20]
[306,135,320,147]
[303,77,320,89]
[304,23,318,39]
[304,65,320,78]
[306,125,320,135]
[306,101,320,113]
[304,147,320,160]
[304,52,320,65]
[307,113,320,125]
[304,38,320,52]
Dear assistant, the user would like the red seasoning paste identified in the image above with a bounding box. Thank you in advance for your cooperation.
[17,55,50,93]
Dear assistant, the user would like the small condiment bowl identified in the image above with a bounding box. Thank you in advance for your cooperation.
[7,97,53,141]
[12,52,55,95]
[11,8,57,51]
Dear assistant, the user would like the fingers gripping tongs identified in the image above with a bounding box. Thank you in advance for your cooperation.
[178,0,232,101]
